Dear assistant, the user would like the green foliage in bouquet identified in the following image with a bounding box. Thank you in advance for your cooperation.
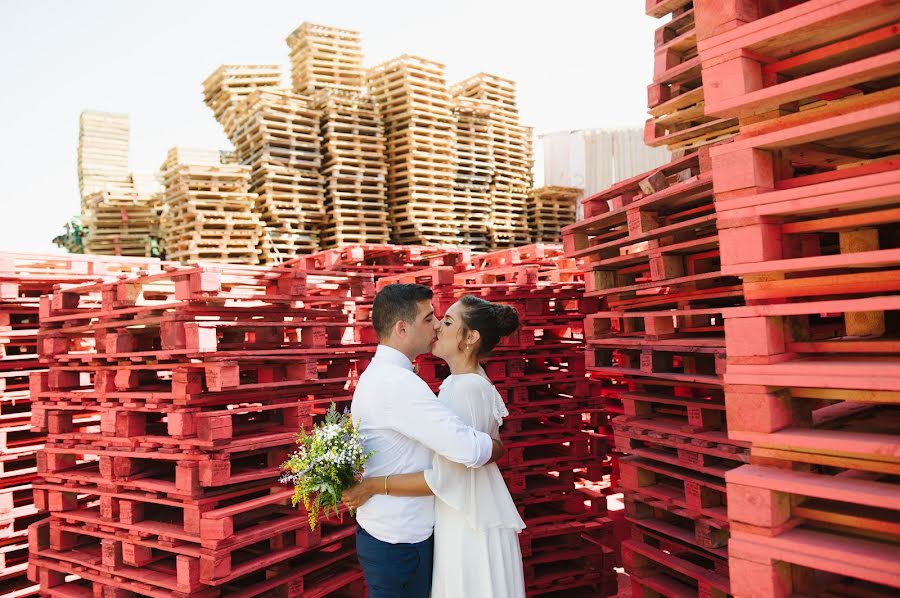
[280,403,373,529]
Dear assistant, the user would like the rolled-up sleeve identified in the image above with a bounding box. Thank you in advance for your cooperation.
[387,375,493,467]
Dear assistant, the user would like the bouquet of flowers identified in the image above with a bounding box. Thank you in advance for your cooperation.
[279,402,372,529]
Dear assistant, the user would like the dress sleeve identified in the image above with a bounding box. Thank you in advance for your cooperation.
[424,376,526,531]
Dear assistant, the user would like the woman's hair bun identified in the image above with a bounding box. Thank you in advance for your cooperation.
[492,304,519,337]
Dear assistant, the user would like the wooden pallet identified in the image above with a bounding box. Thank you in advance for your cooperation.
[729,527,900,597]
[699,0,900,121]
[623,524,731,597]
[286,22,365,95]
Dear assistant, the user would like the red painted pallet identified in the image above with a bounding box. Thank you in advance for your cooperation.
[710,85,900,203]
[289,243,471,275]
[623,535,731,598]
[586,306,727,342]
[626,486,732,550]
[373,266,456,290]
[699,0,900,120]
[568,151,711,220]
[619,456,728,520]
[733,402,900,474]
[619,382,728,433]
[693,0,813,41]
[614,417,749,477]
[33,480,307,548]
[28,517,356,597]
[586,341,726,385]
[728,527,900,597]
[727,464,900,543]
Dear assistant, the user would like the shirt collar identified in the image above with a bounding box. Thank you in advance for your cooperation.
[375,344,414,371]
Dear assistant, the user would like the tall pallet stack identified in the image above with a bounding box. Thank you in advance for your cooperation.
[526,186,583,244]
[563,144,752,597]
[450,97,494,251]
[81,189,162,258]
[285,24,391,250]
[77,111,131,199]
[202,65,283,140]
[643,1,739,154]
[376,244,618,597]
[27,262,375,597]
[1,253,165,598]
[452,74,532,249]
[314,90,391,249]
[367,55,461,246]
[231,90,325,261]
[160,149,262,265]
[692,0,900,595]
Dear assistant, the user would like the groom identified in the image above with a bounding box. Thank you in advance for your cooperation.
[349,283,503,598]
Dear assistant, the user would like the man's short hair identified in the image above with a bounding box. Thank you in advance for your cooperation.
[372,284,434,341]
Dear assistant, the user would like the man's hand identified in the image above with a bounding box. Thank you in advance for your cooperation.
[342,479,375,511]
[488,438,504,464]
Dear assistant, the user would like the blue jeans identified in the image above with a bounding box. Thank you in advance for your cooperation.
[355,524,434,598]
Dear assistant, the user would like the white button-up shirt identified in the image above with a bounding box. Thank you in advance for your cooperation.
[351,345,494,544]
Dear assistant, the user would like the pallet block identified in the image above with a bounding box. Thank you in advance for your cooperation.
[699,0,900,120]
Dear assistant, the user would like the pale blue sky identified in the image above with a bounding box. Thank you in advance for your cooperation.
[0,1,658,252]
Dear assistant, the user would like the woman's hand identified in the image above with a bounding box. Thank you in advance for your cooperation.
[342,478,375,511]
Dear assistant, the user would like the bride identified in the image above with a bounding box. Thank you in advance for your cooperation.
[342,294,526,597]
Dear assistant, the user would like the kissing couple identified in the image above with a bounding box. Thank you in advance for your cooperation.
[343,283,526,597]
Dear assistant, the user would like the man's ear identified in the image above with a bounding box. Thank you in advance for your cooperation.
[393,319,407,339]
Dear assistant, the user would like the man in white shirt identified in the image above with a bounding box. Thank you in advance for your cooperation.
[350,283,503,598]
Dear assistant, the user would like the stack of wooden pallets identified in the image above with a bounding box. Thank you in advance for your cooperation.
[1,253,165,598]
[692,0,900,595]
[81,189,162,258]
[451,97,494,251]
[231,89,325,261]
[526,186,582,244]
[314,89,390,248]
[563,147,751,598]
[202,65,283,141]
[376,244,619,597]
[160,149,262,264]
[27,263,374,597]
[77,111,131,199]
[452,74,532,249]
[643,0,740,153]
[366,55,461,246]
[286,23,365,95]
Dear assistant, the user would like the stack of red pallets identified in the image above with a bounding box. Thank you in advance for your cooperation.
[375,243,618,598]
[644,0,739,153]
[26,262,375,597]
[563,149,750,595]
[2,253,166,598]
[694,0,900,595]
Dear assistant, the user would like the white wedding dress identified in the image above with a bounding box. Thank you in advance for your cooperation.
[424,371,527,598]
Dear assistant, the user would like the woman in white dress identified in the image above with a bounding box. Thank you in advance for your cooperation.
[342,295,527,597]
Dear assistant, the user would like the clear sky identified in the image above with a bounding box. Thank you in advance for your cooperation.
[0,1,658,252]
